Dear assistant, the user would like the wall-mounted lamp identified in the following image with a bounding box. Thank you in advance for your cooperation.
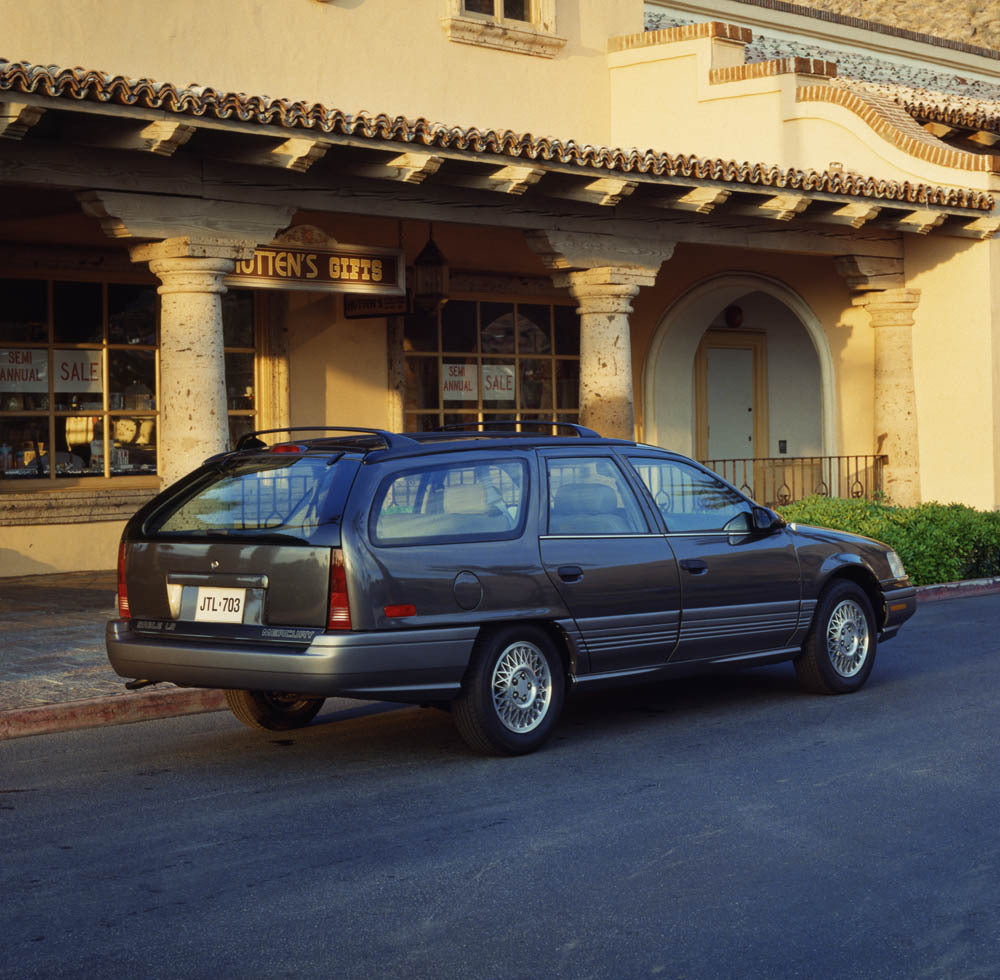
[412,225,450,315]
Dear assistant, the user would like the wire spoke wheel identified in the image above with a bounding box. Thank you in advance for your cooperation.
[453,626,565,754]
[826,599,870,678]
[795,581,878,695]
[491,641,553,734]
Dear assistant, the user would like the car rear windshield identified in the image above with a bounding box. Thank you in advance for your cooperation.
[143,455,355,542]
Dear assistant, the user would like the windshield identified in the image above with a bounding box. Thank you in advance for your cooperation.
[144,456,352,539]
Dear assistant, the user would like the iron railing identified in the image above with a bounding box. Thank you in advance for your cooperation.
[699,455,888,507]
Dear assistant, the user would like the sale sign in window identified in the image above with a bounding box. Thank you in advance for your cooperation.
[442,363,478,401]
[0,349,47,392]
[54,350,102,393]
[0,350,103,393]
[482,364,515,401]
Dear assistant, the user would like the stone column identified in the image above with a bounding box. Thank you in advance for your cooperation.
[860,288,922,506]
[527,231,671,440]
[386,316,406,433]
[556,267,655,439]
[130,238,253,487]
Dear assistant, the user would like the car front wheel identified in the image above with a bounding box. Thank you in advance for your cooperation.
[453,625,565,755]
[224,689,326,731]
[795,581,878,695]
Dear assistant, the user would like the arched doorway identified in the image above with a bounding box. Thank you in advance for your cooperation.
[643,274,836,502]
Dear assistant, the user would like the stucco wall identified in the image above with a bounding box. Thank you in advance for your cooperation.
[0,519,124,577]
[632,244,872,459]
[287,292,390,433]
[4,0,639,145]
[608,39,997,193]
[906,234,999,509]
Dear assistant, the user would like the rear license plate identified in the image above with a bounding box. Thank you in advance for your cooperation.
[193,587,246,623]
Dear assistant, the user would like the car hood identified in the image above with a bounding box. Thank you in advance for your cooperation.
[785,521,899,579]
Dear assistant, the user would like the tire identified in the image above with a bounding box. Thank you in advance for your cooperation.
[224,689,325,731]
[795,581,878,695]
[453,625,565,756]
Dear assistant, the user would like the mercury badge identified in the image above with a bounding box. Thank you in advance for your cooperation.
[210,560,220,569]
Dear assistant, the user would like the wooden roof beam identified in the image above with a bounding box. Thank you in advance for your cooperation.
[0,101,45,140]
[923,121,957,140]
[451,164,545,196]
[548,177,638,207]
[351,150,444,184]
[731,193,812,222]
[246,137,329,173]
[650,186,732,214]
[102,120,197,157]
[811,202,882,228]
[890,210,947,235]
[968,130,1000,148]
[951,215,1000,239]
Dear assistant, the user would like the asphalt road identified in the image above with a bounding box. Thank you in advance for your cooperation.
[2,595,999,979]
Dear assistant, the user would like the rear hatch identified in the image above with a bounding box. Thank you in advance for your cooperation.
[121,451,359,644]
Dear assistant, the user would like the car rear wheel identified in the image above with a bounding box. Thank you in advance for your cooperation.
[224,689,326,731]
[795,581,878,695]
[453,625,565,755]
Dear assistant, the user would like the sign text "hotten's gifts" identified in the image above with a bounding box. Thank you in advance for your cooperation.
[226,244,405,296]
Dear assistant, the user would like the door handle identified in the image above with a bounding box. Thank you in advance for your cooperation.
[679,559,708,575]
[557,565,584,583]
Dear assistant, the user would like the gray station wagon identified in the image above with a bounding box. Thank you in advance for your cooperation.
[107,424,917,754]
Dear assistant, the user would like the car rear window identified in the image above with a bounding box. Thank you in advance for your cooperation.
[371,458,528,545]
[143,455,354,541]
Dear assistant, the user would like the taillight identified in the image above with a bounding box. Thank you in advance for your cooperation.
[117,540,130,619]
[270,443,305,454]
[327,549,351,630]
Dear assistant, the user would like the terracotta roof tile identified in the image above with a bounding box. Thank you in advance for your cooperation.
[0,58,992,212]
[645,10,1000,105]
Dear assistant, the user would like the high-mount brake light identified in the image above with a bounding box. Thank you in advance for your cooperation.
[270,443,306,454]
[327,550,352,630]
[117,540,130,619]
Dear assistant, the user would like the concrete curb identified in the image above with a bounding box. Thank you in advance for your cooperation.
[915,577,1000,602]
[0,688,225,740]
[3,579,1000,740]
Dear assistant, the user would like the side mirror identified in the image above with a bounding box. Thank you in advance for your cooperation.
[753,506,786,532]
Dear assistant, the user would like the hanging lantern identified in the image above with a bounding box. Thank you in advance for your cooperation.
[412,226,449,314]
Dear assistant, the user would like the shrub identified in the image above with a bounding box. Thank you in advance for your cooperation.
[776,496,1000,587]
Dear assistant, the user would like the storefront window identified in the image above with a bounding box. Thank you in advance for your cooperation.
[222,290,257,448]
[403,300,580,432]
[0,279,258,485]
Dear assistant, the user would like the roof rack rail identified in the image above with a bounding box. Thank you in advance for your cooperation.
[433,421,602,438]
[234,427,418,452]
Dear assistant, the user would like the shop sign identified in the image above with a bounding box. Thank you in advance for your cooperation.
[442,363,477,401]
[343,293,410,319]
[482,364,515,401]
[226,244,405,296]
[0,349,102,393]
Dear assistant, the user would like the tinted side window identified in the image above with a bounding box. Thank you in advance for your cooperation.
[627,457,751,533]
[546,456,646,534]
[371,458,527,545]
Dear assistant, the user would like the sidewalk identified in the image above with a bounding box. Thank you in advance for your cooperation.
[2,570,1000,739]
[0,570,224,739]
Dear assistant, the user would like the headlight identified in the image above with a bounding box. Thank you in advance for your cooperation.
[887,550,906,580]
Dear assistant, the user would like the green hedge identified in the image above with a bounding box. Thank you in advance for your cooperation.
[776,496,1000,587]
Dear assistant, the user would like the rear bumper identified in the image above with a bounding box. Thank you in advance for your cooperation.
[880,584,917,641]
[106,620,479,702]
